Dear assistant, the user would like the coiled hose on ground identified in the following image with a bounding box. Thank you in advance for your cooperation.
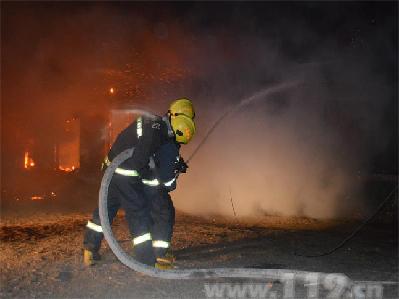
[99,148,350,282]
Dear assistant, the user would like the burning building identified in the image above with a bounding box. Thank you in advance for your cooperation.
[13,108,144,176]
[18,117,82,173]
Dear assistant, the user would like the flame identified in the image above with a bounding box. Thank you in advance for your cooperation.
[109,87,115,94]
[31,196,44,201]
[59,165,76,172]
[24,151,35,169]
[58,118,80,172]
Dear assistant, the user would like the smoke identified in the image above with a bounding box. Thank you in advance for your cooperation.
[174,53,394,219]
[175,80,363,219]
[2,3,396,218]
[171,3,396,219]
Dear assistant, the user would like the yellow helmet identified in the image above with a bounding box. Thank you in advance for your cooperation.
[169,98,195,119]
[171,115,196,144]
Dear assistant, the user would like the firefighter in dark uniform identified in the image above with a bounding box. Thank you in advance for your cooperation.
[145,139,188,269]
[83,98,195,267]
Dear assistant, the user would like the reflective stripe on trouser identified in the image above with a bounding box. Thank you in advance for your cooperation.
[143,187,175,259]
[86,220,103,233]
[132,233,155,266]
[83,174,152,255]
[132,233,152,246]
[83,219,106,252]
[152,240,170,248]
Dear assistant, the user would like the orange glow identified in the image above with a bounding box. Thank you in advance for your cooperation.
[58,118,80,172]
[109,87,115,94]
[31,196,44,201]
[59,165,76,172]
[24,152,28,168]
[24,151,35,169]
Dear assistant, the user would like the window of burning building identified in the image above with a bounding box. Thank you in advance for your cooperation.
[55,118,80,172]
[24,151,35,169]
[22,138,36,170]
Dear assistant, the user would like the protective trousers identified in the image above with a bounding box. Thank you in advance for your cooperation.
[145,186,176,259]
[83,174,155,265]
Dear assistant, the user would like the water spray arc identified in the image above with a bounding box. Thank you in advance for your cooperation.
[186,81,301,163]
[98,82,350,281]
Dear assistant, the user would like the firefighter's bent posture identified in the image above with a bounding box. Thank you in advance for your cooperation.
[83,98,195,269]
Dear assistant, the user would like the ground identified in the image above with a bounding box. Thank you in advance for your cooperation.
[0,209,397,299]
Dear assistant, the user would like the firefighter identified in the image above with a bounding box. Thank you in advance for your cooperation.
[145,133,189,269]
[83,98,195,267]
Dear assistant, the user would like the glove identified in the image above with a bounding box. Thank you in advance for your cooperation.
[175,157,188,174]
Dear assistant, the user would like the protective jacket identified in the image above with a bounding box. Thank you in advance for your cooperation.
[105,115,174,181]
[151,141,180,191]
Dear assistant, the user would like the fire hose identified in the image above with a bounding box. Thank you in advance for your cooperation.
[294,185,398,258]
[183,81,398,258]
[99,147,350,282]
[99,83,355,280]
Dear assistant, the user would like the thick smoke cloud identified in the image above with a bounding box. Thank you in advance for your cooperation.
[2,3,396,218]
[171,3,397,219]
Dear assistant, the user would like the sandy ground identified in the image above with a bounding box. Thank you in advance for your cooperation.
[0,211,397,299]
